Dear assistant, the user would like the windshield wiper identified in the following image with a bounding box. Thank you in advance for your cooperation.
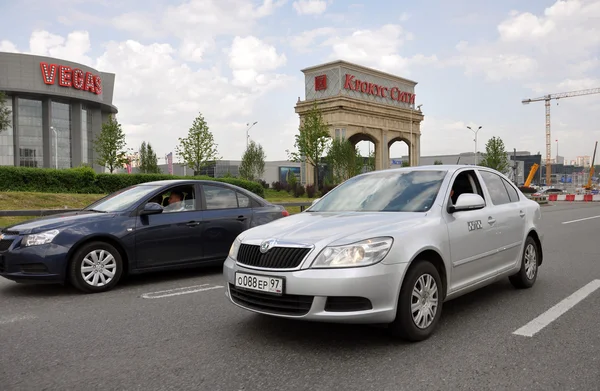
[86,209,109,213]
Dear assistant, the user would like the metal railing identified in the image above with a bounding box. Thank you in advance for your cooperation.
[0,202,313,217]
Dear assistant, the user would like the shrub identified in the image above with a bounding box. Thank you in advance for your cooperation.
[0,166,264,198]
[320,183,337,197]
[305,184,316,198]
[258,179,269,189]
[293,185,306,198]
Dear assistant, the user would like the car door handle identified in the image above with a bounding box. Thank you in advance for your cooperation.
[236,216,247,221]
[186,221,201,227]
[519,210,525,217]
[488,217,496,225]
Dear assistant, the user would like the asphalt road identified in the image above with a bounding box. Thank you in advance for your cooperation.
[1,202,599,391]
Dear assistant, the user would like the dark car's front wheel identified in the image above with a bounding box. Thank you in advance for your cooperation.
[68,241,123,293]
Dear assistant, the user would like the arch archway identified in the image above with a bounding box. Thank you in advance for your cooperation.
[388,137,411,167]
[348,133,377,173]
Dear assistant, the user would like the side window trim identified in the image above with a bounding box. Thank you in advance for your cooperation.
[500,177,520,203]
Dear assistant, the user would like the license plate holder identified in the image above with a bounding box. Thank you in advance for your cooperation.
[234,272,285,296]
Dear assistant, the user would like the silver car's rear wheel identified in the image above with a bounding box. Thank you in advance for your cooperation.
[69,241,123,293]
[509,236,539,289]
[389,260,444,342]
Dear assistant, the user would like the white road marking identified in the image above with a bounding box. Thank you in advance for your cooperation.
[562,215,600,225]
[513,279,600,337]
[141,284,224,299]
[0,314,37,325]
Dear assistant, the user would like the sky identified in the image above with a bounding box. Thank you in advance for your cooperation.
[1,0,599,164]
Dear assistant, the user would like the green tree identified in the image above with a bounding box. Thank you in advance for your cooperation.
[365,150,376,172]
[326,137,363,183]
[93,115,128,173]
[434,160,443,165]
[138,141,161,174]
[288,102,330,189]
[176,112,220,174]
[401,160,410,167]
[480,136,510,173]
[0,91,11,133]
[239,140,266,181]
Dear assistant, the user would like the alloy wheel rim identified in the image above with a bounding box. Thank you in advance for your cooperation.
[80,249,117,287]
[411,273,438,329]
[524,243,537,280]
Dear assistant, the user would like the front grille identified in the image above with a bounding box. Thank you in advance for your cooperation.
[20,263,49,274]
[237,244,311,269]
[0,239,14,252]
[1,230,19,236]
[229,284,314,316]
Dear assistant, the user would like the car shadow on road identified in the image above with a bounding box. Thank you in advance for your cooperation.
[231,279,523,349]
[0,264,225,297]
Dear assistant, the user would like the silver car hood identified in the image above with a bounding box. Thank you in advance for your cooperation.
[240,211,431,247]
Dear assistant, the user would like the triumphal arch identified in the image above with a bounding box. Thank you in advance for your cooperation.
[294,60,424,186]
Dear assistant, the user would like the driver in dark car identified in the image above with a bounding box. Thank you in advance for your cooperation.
[164,191,185,212]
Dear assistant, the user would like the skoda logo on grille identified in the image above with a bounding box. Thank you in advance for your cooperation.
[260,239,276,253]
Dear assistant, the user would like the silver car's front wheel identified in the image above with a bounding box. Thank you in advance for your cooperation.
[411,274,439,329]
[390,260,444,342]
[69,241,123,293]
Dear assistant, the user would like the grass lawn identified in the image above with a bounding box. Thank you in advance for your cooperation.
[0,189,314,228]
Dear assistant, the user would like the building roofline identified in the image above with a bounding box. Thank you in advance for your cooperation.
[300,59,418,86]
[1,87,118,114]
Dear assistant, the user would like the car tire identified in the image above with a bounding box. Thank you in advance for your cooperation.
[389,260,443,342]
[509,236,539,289]
[68,241,123,293]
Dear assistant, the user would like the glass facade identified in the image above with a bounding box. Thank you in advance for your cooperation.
[82,105,93,166]
[0,96,14,166]
[51,101,72,169]
[18,98,43,168]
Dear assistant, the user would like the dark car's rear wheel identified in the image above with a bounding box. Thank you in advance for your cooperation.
[68,241,123,293]
[389,260,443,342]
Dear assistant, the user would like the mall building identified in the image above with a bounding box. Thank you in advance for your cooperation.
[0,52,118,171]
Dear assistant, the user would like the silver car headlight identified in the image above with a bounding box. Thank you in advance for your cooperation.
[22,229,60,247]
[310,237,393,268]
[229,237,242,259]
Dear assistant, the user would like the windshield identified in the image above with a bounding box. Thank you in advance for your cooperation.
[309,170,448,213]
[84,185,162,213]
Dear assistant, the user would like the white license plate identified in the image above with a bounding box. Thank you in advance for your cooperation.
[235,272,283,295]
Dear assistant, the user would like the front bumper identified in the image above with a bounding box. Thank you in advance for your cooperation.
[0,236,70,283]
[223,257,408,324]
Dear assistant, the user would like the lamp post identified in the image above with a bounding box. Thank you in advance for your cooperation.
[409,104,422,166]
[466,125,482,165]
[246,121,258,149]
[50,126,58,169]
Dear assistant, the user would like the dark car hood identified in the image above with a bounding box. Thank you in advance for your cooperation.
[4,211,116,234]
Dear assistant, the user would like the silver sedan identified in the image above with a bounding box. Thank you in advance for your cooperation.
[223,165,544,341]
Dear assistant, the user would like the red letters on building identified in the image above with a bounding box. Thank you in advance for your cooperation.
[343,74,415,104]
[40,62,102,95]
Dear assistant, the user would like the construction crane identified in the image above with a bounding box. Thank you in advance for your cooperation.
[521,87,600,186]
[583,141,597,191]
[523,163,539,188]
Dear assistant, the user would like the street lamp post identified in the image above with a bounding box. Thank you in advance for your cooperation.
[409,104,422,166]
[246,121,258,149]
[50,126,58,169]
[466,125,482,165]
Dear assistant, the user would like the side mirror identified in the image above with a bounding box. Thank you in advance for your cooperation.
[449,193,485,213]
[140,202,163,215]
[311,198,321,206]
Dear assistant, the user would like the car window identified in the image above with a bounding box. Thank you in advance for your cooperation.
[501,178,520,202]
[237,192,251,208]
[449,170,485,205]
[149,185,196,213]
[85,185,162,212]
[203,185,239,210]
[479,171,511,205]
[307,170,447,213]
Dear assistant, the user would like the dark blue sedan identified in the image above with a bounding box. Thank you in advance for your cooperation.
[0,180,289,293]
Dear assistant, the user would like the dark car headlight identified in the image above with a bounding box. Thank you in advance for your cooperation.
[22,229,60,247]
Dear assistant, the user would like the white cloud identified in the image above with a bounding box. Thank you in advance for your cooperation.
[292,0,327,15]
[448,0,600,87]
[292,24,438,75]
[3,30,295,162]
[0,40,19,53]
